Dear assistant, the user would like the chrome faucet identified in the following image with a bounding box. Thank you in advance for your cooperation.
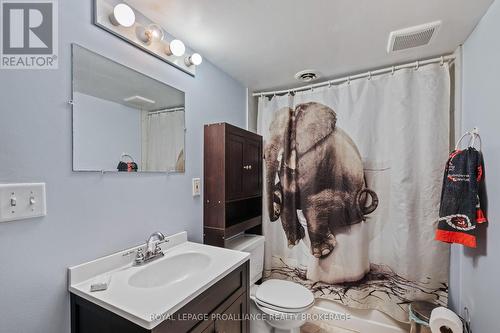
[134,231,167,266]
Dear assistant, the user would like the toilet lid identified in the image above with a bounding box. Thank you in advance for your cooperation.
[255,279,314,311]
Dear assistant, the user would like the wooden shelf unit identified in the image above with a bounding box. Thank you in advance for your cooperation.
[203,123,263,247]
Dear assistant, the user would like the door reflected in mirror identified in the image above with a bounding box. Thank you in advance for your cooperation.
[72,44,185,173]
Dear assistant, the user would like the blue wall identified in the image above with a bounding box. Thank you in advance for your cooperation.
[0,1,246,332]
[450,1,500,332]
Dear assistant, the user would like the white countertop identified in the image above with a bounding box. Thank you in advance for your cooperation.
[68,232,249,329]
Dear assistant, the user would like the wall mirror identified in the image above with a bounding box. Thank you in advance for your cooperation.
[71,44,185,173]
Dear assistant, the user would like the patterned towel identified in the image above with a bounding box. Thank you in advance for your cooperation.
[435,147,487,248]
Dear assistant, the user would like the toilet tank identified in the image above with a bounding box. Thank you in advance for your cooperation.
[226,234,265,285]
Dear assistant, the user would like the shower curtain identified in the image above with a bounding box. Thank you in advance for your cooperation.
[257,63,451,322]
[142,110,184,172]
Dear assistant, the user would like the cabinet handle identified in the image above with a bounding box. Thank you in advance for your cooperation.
[248,165,252,170]
[243,165,252,170]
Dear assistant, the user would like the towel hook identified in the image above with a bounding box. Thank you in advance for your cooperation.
[455,128,482,151]
[471,127,482,150]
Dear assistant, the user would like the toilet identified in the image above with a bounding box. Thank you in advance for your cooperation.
[226,234,315,333]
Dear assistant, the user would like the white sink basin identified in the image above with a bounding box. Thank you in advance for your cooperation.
[68,232,249,330]
[128,252,211,288]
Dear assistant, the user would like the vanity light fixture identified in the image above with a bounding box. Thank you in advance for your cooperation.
[109,3,135,27]
[165,39,186,57]
[95,0,198,75]
[185,53,203,67]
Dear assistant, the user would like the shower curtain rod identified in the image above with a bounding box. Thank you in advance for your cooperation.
[253,54,456,97]
[147,107,185,115]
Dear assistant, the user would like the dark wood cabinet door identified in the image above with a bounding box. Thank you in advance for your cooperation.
[214,294,247,333]
[242,138,261,197]
[201,323,216,333]
[191,320,215,333]
[226,134,245,200]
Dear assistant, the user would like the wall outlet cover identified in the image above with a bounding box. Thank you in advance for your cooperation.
[192,178,201,196]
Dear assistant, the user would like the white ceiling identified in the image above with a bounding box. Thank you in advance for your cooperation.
[130,0,494,91]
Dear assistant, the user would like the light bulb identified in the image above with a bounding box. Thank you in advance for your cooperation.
[165,39,185,57]
[185,53,203,66]
[109,4,135,27]
[137,24,164,45]
[146,24,164,42]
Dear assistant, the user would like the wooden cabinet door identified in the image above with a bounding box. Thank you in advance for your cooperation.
[226,134,245,200]
[191,320,215,333]
[242,138,261,197]
[201,323,216,333]
[214,294,248,333]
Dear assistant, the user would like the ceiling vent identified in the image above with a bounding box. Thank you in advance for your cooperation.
[387,21,441,53]
[295,70,320,83]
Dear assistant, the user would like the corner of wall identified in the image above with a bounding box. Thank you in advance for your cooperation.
[246,89,258,132]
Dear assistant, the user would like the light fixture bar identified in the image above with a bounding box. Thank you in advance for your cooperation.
[95,0,201,76]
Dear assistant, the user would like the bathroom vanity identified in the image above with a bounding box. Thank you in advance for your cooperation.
[68,232,250,333]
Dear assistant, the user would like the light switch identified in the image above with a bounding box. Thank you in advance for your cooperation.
[192,178,201,197]
[0,183,47,223]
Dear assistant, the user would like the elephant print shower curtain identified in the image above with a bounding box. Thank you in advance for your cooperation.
[257,63,451,322]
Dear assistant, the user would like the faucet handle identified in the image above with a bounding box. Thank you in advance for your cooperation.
[134,248,145,264]
[154,243,163,255]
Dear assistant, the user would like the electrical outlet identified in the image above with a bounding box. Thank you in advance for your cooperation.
[192,178,201,196]
[0,183,47,222]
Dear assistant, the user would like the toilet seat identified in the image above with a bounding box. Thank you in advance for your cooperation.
[254,279,315,313]
[254,298,314,313]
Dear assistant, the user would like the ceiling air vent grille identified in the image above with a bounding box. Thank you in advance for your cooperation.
[387,21,441,53]
[294,70,320,82]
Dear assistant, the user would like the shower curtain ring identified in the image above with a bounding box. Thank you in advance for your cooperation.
[347,77,351,85]
[367,72,372,80]
[391,66,395,76]
[415,61,420,70]
[440,56,445,66]
[328,81,332,88]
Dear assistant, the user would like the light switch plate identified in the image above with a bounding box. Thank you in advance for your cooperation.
[0,183,47,223]
[192,178,201,197]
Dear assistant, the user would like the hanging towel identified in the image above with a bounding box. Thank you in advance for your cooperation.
[435,147,487,248]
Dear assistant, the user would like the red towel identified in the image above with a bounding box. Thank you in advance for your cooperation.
[435,148,487,248]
